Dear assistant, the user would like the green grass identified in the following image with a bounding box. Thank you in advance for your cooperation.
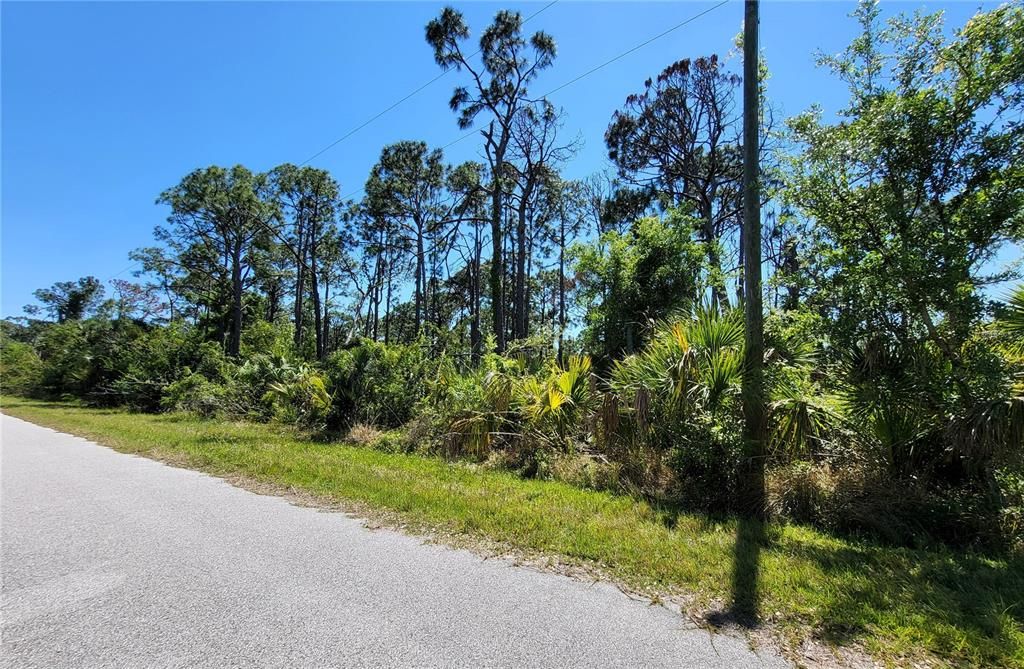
[3,396,1022,668]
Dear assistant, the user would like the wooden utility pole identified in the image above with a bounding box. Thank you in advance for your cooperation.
[741,0,766,517]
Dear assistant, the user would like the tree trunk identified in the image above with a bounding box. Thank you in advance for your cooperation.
[415,219,424,337]
[736,222,746,306]
[384,244,393,346]
[228,240,244,358]
[309,246,324,360]
[488,130,510,354]
[558,218,566,364]
[322,276,331,358]
[293,226,306,348]
[514,200,528,341]
[266,282,280,323]
[704,217,730,309]
[490,180,505,353]
[470,231,483,364]
[525,214,534,341]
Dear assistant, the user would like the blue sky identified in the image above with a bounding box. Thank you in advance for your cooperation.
[0,0,1002,318]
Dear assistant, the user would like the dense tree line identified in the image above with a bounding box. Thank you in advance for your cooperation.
[3,2,1023,552]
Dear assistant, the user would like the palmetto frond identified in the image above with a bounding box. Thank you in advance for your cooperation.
[610,303,743,418]
[997,283,1024,356]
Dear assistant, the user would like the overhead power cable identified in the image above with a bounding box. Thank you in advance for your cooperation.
[542,0,729,97]
[339,0,729,202]
[113,0,726,278]
[106,262,140,281]
[298,0,560,167]
[109,2,559,281]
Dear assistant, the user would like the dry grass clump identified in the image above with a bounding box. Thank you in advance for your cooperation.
[346,422,383,446]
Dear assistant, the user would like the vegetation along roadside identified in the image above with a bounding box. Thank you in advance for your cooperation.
[2,396,1021,668]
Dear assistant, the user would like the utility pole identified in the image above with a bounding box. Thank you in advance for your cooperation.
[741,0,766,518]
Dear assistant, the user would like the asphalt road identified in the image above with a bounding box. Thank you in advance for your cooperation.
[1,415,789,668]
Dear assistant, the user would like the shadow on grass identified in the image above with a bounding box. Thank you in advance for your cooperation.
[706,517,767,629]
[785,539,1024,659]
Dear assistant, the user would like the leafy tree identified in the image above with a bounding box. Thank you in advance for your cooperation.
[447,161,489,360]
[426,6,556,352]
[128,246,187,322]
[507,101,577,341]
[538,177,588,361]
[156,165,277,357]
[365,142,448,338]
[606,56,743,307]
[573,211,705,360]
[26,276,105,323]
[788,1,1024,396]
[356,195,407,345]
[0,339,42,395]
[110,279,167,322]
[269,164,342,359]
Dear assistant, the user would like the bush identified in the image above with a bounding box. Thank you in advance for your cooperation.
[231,354,300,420]
[241,321,294,359]
[325,339,438,429]
[549,453,621,492]
[263,363,331,430]
[422,354,598,475]
[995,469,1024,554]
[162,373,229,417]
[766,458,1024,551]
[0,340,43,395]
[607,306,746,508]
[34,320,96,398]
[100,323,224,411]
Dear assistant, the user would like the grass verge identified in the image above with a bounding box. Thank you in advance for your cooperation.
[2,396,1022,668]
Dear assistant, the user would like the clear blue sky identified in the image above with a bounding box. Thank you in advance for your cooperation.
[0,0,999,318]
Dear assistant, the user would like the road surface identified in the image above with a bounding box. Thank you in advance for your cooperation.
[1,415,788,668]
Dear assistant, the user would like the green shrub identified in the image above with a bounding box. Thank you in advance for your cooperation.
[230,354,300,420]
[241,320,294,359]
[422,354,599,475]
[325,339,438,429]
[0,340,43,395]
[370,429,409,454]
[161,373,229,417]
[995,469,1024,554]
[422,354,525,460]
[264,363,331,430]
[608,305,746,507]
[99,323,222,411]
[34,320,95,398]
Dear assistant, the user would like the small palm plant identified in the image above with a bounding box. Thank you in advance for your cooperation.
[610,303,744,431]
[435,356,522,458]
[767,378,841,460]
[520,355,597,449]
[264,362,332,430]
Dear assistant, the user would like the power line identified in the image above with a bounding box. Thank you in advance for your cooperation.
[120,0,727,276]
[111,2,560,279]
[541,0,730,98]
[340,128,486,200]
[339,0,729,202]
[105,262,141,282]
[298,0,560,167]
